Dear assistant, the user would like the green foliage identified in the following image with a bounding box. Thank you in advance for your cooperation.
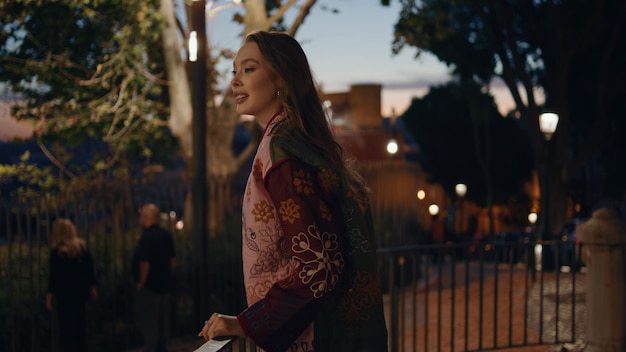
[0,0,177,177]
[401,81,534,208]
[392,0,498,83]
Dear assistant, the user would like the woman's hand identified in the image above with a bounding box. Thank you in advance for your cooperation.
[198,313,245,341]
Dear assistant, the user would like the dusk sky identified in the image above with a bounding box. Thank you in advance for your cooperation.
[206,0,516,116]
[0,0,517,142]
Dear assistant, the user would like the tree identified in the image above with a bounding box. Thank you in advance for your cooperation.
[0,0,324,232]
[401,81,534,232]
[386,0,626,238]
[0,1,175,191]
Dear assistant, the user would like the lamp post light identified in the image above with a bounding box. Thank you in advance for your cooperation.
[428,204,442,262]
[455,183,467,238]
[428,203,440,217]
[539,112,559,140]
[190,0,209,326]
[538,111,559,271]
[428,203,440,240]
[528,212,538,226]
[528,211,539,279]
[386,139,399,154]
[387,110,399,156]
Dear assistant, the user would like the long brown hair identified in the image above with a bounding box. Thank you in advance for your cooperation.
[244,30,370,208]
[51,218,85,258]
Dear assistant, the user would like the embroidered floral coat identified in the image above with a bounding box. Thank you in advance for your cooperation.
[236,114,388,352]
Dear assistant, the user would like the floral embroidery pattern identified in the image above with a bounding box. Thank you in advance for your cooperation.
[252,200,275,224]
[245,183,252,201]
[244,229,259,252]
[291,224,344,298]
[319,168,339,191]
[252,158,263,183]
[319,201,332,221]
[246,280,274,304]
[293,169,314,195]
[279,198,301,224]
[248,226,288,276]
[335,270,383,335]
[346,227,372,254]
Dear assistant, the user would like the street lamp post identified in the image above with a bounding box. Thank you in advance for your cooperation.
[539,112,559,271]
[428,204,441,263]
[190,0,209,326]
[528,211,538,280]
[386,111,399,156]
[455,183,467,239]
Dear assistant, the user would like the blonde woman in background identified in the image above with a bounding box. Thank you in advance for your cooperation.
[46,218,97,352]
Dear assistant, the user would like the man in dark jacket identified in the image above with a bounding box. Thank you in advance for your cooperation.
[132,203,176,352]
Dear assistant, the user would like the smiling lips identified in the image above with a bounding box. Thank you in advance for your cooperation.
[234,93,248,104]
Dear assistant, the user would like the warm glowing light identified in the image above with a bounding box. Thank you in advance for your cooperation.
[528,212,538,224]
[428,204,439,216]
[417,189,425,200]
[539,112,559,140]
[386,139,398,154]
[188,31,198,62]
[455,183,467,198]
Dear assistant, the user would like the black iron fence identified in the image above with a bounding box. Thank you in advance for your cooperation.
[1,184,586,352]
[379,241,586,352]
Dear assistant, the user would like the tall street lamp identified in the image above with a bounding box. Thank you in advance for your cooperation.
[455,183,467,239]
[190,0,209,326]
[528,211,538,280]
[386,110,400,156]
[538,112,559,270]
[428,203,445,263]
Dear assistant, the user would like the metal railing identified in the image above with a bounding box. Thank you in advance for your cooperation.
[1,186,585,352]
[379,240,586,352]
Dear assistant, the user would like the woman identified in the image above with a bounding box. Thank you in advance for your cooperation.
[198,31,388,351]
[47,218,97,352]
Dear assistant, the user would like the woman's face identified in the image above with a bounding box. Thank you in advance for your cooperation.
[231,41,282,126]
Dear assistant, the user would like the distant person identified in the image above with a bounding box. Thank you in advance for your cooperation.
[46,218,98,352]
[132,203,176,352]
[198,30,388,351]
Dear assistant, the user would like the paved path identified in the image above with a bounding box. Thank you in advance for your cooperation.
[383,262,587,352]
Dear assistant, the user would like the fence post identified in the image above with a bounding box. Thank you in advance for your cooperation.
[388,255,399,352]
[578,208,626,352]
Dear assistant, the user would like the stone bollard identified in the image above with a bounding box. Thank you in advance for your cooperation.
[577,208,626,352]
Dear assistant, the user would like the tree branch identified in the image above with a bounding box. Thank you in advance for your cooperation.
[287,0,317,36]
[36,139,77,179]
[268,0,299,27]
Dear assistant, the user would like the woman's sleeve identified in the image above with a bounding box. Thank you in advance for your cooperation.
[237,158,346,351]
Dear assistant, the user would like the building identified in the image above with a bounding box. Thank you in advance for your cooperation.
[322,84,426,246]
